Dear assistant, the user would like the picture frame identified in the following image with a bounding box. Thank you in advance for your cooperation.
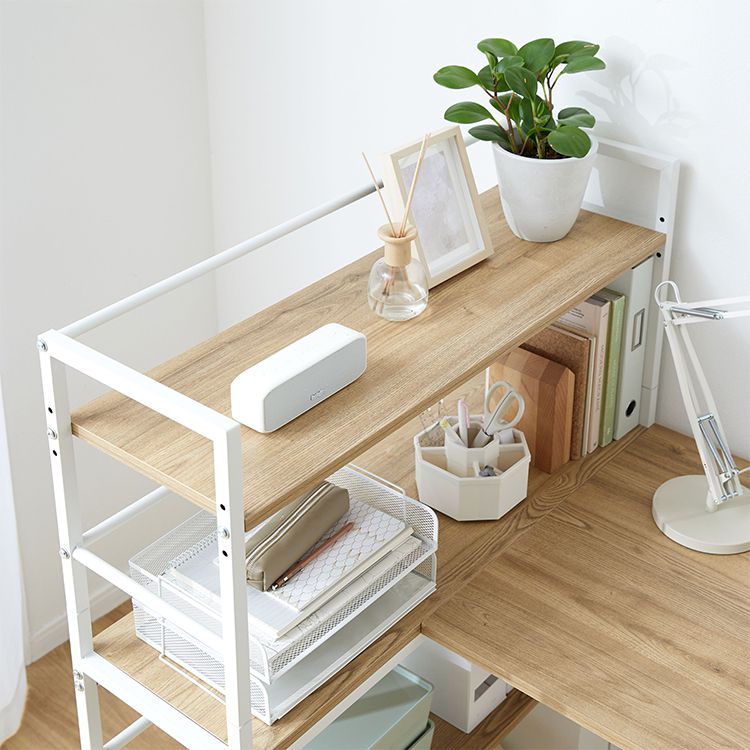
[381,125,493,288]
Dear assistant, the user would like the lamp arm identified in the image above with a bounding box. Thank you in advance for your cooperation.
[655,282,746,511]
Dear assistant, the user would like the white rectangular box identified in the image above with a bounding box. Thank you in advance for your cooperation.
[401,638,510,734]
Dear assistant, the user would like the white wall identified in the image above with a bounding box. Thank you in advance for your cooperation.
[0,0,218,659]
[203,0,749,455]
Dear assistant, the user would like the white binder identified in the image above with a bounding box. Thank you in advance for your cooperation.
[607,256,654,439]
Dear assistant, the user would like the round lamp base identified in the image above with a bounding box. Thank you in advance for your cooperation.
[652,475,750,554]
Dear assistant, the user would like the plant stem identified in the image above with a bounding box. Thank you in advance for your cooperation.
[491,84,519,154]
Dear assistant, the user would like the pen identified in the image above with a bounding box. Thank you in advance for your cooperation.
[457,399,470,446]
[270,522,355,590]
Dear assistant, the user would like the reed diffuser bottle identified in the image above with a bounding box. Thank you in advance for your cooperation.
[368,224,428,321]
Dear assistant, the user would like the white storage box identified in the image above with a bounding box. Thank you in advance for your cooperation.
[414,420,530,521]
[128,465,438,725]
[401,638,510,734]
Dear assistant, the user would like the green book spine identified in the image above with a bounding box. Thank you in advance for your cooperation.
[598,291,625,446]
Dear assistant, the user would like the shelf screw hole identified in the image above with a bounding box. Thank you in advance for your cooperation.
[48,407,53,414]
[52,449,58,457]
[659,216,665,223]
[656,252,662,258]
[222,550,228,557]
[220,504,226,511]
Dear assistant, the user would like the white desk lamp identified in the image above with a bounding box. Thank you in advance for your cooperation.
[653,281,750,554]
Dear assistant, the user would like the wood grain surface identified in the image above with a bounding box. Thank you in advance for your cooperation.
[424,425,750,750]
[70,190,663,529]
[490,348,574,473]
[521,325,592,461]
[431,688,538,749]
[10,377,649,750]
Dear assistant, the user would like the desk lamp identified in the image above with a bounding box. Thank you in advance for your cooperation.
[653,281,750,554]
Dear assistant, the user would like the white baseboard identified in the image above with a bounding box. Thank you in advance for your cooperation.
[27,583,129,664]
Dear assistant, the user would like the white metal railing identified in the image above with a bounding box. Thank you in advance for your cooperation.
[60,135,478,340]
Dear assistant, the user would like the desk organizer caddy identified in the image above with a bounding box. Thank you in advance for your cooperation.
[414,417,530,521]
[128,465,438,725]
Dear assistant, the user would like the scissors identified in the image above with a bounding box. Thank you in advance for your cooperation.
[471,380,525,447]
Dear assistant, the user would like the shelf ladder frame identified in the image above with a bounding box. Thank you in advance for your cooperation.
[38,330,251,750]
[37,136,677,750]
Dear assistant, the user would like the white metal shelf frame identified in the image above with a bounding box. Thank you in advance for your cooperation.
[37,136,678,750]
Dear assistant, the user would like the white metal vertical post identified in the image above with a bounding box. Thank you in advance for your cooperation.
[38,341,104,750]
[214,426,253,749]
[581,139,680,429]
[641,157,680,426]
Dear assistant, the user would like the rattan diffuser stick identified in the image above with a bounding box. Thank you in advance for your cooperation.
[399,132,430,237]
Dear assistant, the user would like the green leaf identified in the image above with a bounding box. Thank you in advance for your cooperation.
[547,125,592,157]
[554,40,599,59]
[478,65,494,89]
[495,55,524,74]
[433,65,483,89]
[477,38,518,58]
[518,38,555,73]
[562,56,606,74]
[468,124,511,147]
[557,106,595,128]
[444,101,493,124]
[504,66,538,99]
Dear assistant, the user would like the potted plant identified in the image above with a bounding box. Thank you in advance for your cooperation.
[434,38,605,242]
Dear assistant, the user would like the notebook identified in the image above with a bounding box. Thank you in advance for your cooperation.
[164,500,412,640]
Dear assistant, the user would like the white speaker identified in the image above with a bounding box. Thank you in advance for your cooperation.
[230,324,367,433]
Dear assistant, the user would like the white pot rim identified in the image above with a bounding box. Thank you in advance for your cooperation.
[491,133,598,164]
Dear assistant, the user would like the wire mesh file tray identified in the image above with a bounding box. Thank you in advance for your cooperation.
[128,465,438,725]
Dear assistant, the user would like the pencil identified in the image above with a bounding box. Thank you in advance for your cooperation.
[270,522,355,590]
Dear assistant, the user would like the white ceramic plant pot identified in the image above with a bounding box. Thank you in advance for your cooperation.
[492,135,597,242]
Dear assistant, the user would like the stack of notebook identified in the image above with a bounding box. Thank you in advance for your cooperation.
[164,493,416,642]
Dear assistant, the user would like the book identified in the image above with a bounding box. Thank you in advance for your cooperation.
[521,325,593,461]
[164,499,414,640]
[558,297,610,453]
[593,289,626,447]
[606,256,655,439]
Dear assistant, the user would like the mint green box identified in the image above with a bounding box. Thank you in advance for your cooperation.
[306,666,433,750]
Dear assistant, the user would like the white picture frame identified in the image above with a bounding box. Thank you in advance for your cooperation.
[381,126,493,288]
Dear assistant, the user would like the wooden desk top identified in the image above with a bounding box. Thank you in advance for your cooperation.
[423,425,750,750]
[71,190,663,529]
[93,376,657,750]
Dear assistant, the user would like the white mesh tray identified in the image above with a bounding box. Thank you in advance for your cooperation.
[133,565,435,725]
[128,465,438,715]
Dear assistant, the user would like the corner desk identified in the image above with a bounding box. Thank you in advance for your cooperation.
[59,189,749,749]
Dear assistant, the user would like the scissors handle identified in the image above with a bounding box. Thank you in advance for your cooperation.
[484,380,525,432]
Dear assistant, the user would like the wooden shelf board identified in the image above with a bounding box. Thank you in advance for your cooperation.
[70,189,664,528]
[92,377,648,750]
[423,425,750,750]
[430,688,538,749]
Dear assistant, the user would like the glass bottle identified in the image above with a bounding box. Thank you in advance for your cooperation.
[367,224,428,321]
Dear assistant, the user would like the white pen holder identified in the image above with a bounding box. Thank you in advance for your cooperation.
[444,420,500,477]
[414,417,530,522]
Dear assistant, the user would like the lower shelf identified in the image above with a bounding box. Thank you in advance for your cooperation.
[130,570,434,725]
[430,688,538,749]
